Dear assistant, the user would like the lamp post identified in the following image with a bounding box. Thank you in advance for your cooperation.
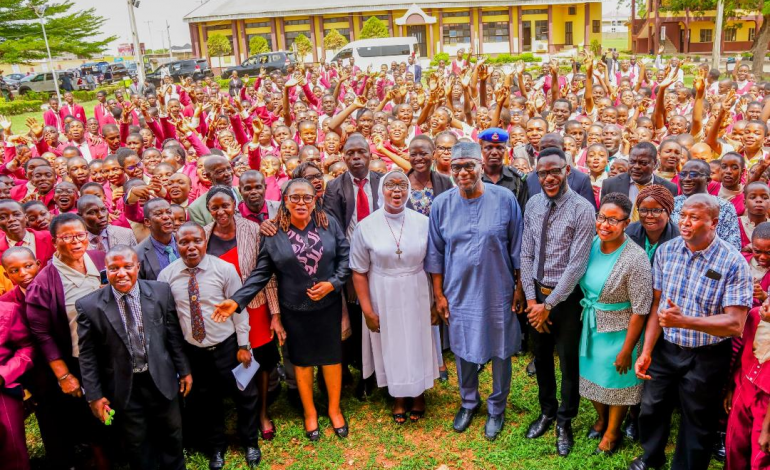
[126,0,145,83]
[32,4,61,105]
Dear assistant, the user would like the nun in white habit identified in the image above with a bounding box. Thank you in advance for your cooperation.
[350,170,439,423]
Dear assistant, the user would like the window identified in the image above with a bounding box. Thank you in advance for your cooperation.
[568,6,576,15]
[247,33,272,51]
[443,23,471,45]
[245,21,270,29]
[522,9,548,15]
[483,9,508,17]
[443,11,470,17]
[699,29,713,43]
[356,44,411,57]
[593,20,601,33]
[565,21,573,45]
[284,19,310,26]
[482,22,509,43]
[724,28,736,42]
[750,28,756,41]
[535,20,548,41]
[373,15,389,21]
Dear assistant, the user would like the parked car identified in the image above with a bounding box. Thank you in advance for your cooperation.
[102,63,130,83]
[0,77,14,101]
[17,72,59,95]
[222,51,297,79]
[145,59,213,86]
[3,73,26,86]
[80,61,109,82]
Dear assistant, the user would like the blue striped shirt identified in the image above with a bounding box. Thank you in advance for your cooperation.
[652,236,752,348]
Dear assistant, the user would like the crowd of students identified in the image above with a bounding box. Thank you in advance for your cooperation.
[0,45,768,470]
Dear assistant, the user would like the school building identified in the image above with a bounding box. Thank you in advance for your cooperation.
[630,0,767,54]
[183,0,603,66]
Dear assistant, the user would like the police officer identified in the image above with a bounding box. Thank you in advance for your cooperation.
[479,128,529,212]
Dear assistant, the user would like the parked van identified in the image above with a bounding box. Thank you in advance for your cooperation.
[329,37,418,70]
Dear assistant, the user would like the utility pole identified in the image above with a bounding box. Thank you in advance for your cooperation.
[145,20,154,51]
[712,0,724,68]
[126,0,145,83]
[32,5,61,105]
[166,21,173,59]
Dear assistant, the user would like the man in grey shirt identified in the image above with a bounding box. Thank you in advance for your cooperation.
[521,147,596,457]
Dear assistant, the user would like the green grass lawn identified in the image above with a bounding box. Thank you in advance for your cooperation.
[25,351,724,470]
[602,37,630,54]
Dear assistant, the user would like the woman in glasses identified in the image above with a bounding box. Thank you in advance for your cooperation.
[349,170,438,424]
[202,186,281,441]
[626,185,679,262]
[577,193,652,456]
[214,178,351,442]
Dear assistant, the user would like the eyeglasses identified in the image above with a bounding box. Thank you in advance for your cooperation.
[436,145,453,153]
[596,214,629,226]
[450,162,477,173]
[536,166,567,179]
[383,181,409,191]
[304,173,323,182]
[286,194,315,204]
[125,163,143,172]
[638,208,665,217]
[56,232,88,244]
[678,171,707,180]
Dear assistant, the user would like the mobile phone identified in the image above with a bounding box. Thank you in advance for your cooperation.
[99,269,108,286]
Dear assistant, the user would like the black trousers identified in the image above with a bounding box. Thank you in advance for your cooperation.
[118,372,184,470]
[184,334,259,453]
[530,284,583,426]
[639,339,731,470]
[343,301,364,371]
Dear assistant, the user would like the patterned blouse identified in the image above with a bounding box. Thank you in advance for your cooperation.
[409,188,434,216]
[287,222,324,277]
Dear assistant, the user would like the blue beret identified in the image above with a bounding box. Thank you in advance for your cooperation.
[478,127,509,143]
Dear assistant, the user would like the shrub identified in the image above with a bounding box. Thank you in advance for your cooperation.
[359,17,389,39]
[249,36,270,55]
[0,100,44,115]
[324,29,348,52]
[430,52,450,67]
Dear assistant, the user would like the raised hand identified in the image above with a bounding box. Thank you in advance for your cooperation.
[549,59,559,75]
[0,115,10,132]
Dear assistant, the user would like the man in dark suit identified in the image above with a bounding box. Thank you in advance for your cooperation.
[76,245,192,470]
[136,198,179,281]
[526,133,597,210]
[407,55,422,84]
[323,133,382,396]
[600,142,678,214]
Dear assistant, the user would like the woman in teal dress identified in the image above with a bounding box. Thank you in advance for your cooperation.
[579,193,652,455]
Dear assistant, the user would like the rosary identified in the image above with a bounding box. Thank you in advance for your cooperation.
[384,213,406,259]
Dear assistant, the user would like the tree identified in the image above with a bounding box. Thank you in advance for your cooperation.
[324,28,348,52]
[249,36,269,55]
[360,16,389,39]
[292,33,312,61]
[0,0,116,64]
[207,34,232,69]
[660,0,770,76]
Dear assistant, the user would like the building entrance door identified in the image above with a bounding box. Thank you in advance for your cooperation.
[407,24,428,57]
[523,22,532,51]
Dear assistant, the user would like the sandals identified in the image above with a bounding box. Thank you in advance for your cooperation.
[392,413,408,425]
[409,410,425,423]
[260,420,276,441]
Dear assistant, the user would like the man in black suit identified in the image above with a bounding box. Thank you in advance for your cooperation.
[526,133,597,210]
[136,198,180,281]
[76,245,191,470]
[600,142,678,215]
[324,132,382,396]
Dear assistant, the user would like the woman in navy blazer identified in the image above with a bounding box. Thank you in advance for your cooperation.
[217,178,351,442]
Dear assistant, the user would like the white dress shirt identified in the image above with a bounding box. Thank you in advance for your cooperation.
[158,254,250,348]
[6,230,36,254]
[53,254,102,357]
[346,171,375,240]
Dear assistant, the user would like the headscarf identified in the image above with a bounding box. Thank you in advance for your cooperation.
[636,184,675,215]
[377,170,412,213]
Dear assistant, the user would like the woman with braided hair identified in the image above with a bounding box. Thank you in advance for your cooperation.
[214,178,352,442]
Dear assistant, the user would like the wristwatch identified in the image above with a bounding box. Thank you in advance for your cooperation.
[238,345,250,351]
[544,303,553,312]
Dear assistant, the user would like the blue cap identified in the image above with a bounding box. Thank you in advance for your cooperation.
[478,127,509,143]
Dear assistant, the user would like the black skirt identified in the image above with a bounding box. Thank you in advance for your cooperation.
[251,339,280,371]
[281,294,343,367]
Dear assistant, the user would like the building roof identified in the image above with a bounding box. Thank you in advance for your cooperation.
[183,0,597,22]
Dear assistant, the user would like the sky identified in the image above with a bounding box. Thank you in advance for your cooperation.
[73,0,631,55]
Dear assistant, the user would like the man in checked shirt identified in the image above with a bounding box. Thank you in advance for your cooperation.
[520,147,596,457]
[629,194,752,470]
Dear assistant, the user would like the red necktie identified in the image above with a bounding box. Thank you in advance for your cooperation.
[14,241,24,247]
[354,177,370,221]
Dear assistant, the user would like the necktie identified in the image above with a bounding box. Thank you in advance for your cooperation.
[187,267,206,343]
[354,177,370,221]
[122,294,148,371]
[92,235,105,252]
[536,201,555,283]
[14,240,24,247]
[164,245,178,263]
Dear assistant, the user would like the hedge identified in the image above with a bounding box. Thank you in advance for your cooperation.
[0,100,44,115]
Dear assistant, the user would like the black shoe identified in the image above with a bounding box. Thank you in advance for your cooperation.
[305,428,320,442]
[438,369,449,382]
[208,451,225,470]
[453,405,480,433]
[556,422,574,457]
[526,360,536,377]
[587,427,603,440]
[713,431,726,462]
[245,446,261,468]
[333,417,349,439]
[628,457,660,470]
[484,413,505,441]
[622,416,639,441]
[525,414,554,439]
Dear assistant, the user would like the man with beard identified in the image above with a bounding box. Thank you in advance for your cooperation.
[77,195,136,252]
[425,142,523,441]
[526,133,597,209]
[479,128,528,212]
[521,147,595,456]
[238,171,279,224]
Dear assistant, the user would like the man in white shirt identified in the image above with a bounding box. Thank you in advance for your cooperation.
[157,222,260,469]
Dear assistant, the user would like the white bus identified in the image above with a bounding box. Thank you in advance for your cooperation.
[329,37,419,70]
